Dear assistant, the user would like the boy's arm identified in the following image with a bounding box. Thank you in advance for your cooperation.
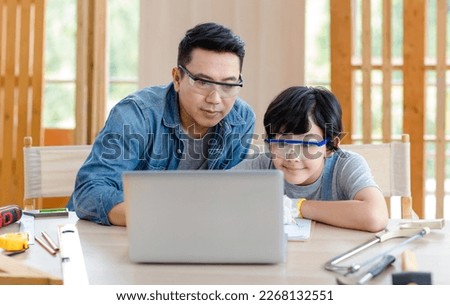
[300,187,389,232]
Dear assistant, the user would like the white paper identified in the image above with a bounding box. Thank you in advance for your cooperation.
[284,218,312,241]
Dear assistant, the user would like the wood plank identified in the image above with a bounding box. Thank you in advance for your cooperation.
[382,0,392,142]
[90,0,107,143]
[361,0,372,143]
[403,0,426,218]
[75,0,88,145]
[1,0,18,204]
[86,0,95,142]
[0,0,5,161]
[0,253,62,285]
[44,128,75,145]
[16,0,32,210]
[75,0,107,145]
[330,0,353,143]
[0,0,5,74]
[435,0,447,218]
[31,0,44,146]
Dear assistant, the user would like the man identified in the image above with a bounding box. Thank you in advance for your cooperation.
[67,22,255,226]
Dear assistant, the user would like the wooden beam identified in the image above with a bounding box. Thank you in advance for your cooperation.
[16,0,32,210]
[361,0,372,143]
[403,0,426,218]
[75,0,89,145]
[75,0,107,145]
[435,0,447,218]
[381,0,392,143]
[1,0,18,204]
[330,0,353,143]
[31,0,45,145]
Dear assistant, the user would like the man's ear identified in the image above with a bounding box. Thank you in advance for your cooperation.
[172,67,181,91]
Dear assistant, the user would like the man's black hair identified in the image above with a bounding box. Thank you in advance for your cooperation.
[177,22,245,71]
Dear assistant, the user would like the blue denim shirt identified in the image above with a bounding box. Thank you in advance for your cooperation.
[67,83,255,225]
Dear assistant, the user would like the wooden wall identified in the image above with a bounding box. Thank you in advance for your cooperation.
[330,0,448,218]
[0,0,45,207]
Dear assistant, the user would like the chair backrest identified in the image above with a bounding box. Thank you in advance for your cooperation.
[341,134,416,219]
[23,137,92,208]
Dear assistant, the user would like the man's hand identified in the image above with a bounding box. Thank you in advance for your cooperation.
[108,203,127,226]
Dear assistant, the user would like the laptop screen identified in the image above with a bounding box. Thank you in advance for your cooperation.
[124,170,286,264]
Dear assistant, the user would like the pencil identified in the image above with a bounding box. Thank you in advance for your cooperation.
[35,236,57,255]
[42,231,59,251]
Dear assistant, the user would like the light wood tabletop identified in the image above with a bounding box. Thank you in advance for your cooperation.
[3,213,449,285]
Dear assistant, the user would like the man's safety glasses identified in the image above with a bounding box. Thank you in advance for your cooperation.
[178,65,243,99]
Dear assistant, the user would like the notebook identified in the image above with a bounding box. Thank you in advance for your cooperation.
[123,170,286,264]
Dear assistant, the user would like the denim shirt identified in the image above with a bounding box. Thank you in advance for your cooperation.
[67,83,255,225]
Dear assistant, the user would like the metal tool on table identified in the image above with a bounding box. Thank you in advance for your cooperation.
[399,218,445,230]
[392,250,432,285]
[325,226,432,274]
[58,224,89,285]
[336,254,396,285]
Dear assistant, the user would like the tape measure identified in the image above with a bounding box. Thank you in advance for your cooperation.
[0,232,29,252]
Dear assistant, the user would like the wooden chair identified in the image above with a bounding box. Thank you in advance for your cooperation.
[341,134,417,219]
[23,137,92,210]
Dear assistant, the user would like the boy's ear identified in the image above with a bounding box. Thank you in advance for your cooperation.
[332,136,341,148]
[325,136,341,157]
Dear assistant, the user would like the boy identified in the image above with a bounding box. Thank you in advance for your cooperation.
[234,86,388,232]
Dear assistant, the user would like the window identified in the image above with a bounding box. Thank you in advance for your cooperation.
[107,0,139,113]
[43,0,139,128]
[304,0,330,87]
[44,0,76,128]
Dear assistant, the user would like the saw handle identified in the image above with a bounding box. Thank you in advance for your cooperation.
[376,227,430,242]
[0,204,22,229]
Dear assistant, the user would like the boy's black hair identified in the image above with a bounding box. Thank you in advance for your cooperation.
[177,22,245,71]
[264,86,343,151]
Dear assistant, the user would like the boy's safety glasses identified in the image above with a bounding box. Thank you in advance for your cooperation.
[264,138,329,160]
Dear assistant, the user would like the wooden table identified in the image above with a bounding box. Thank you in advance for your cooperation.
[2,213,449,285]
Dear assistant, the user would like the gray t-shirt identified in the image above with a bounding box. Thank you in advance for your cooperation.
[177,131,212,170]
[233,149,379,200]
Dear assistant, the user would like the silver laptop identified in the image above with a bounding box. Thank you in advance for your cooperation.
[123,170,285,264]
